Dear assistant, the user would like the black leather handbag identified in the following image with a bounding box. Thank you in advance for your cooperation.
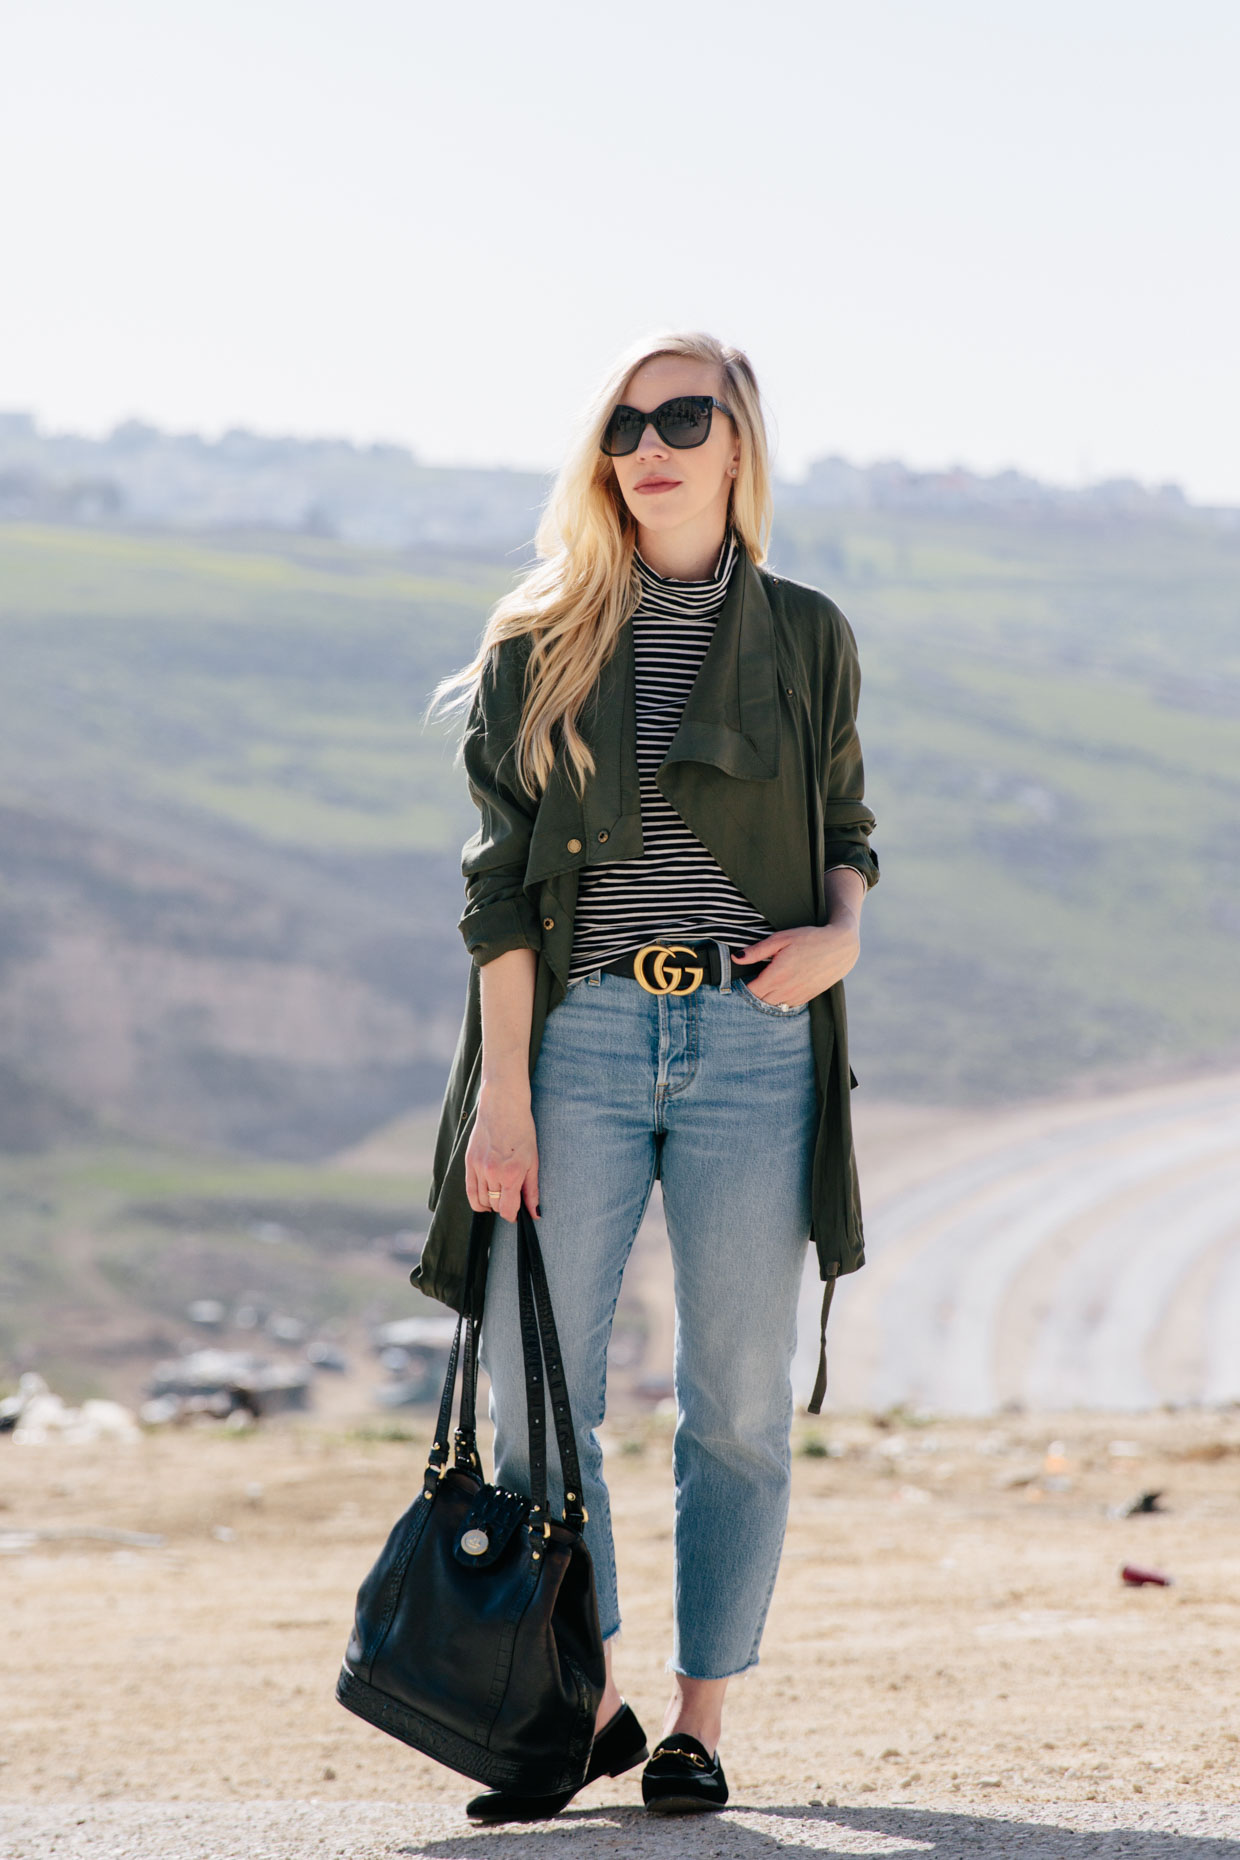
[335,1204,605,1794]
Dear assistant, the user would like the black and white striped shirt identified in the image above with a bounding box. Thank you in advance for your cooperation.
[567,526,776,980]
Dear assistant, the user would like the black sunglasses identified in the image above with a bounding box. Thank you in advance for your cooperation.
[600,394,735,457]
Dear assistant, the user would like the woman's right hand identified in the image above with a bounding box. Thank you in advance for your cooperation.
[465,1083,540,1223]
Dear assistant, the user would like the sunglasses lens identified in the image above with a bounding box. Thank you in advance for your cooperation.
[658,397,712,446]
[601,407,644,455]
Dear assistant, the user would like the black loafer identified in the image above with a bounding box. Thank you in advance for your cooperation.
[641,1733,729,1813]
[465,1700,649,1823]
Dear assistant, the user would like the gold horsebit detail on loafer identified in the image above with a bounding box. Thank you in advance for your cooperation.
[657,1745,711,1767]
[633,943,705,995]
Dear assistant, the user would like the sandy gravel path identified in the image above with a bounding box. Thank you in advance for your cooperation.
[4,1409,1239,1857]
[6,1797,1240,1858]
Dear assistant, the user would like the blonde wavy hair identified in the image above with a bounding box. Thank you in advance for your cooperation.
[427,329,776,799]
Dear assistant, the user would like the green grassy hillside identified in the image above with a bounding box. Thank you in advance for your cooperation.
[1,513,1237,1126]
[776,511,1240,1095]
[0,1132,433,1403]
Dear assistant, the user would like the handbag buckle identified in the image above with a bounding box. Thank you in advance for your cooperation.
[453,1428,481,1474]
[634,942,705,995]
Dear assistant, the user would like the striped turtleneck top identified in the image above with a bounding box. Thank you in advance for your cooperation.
[567,525,776,980]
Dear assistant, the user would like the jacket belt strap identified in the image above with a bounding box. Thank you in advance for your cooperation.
[807,1274,837,1416]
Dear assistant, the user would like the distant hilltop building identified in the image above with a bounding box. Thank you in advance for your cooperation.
[0,411,1231,545]
[781,452,1196,521]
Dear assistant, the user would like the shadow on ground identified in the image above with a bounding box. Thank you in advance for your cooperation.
[401,1801,1240,1858]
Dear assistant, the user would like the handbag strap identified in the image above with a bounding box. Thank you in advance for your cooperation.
[516,1205,586,1532]
[424,1310,465,1496]
[424,1210,491,1490]
[516,1222,549,1527]
[421,1205,586,1533]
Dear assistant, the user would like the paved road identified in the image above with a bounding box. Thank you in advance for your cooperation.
[793,1069,1240,1413]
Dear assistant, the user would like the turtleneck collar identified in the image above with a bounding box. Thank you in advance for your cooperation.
[633,524,738,598]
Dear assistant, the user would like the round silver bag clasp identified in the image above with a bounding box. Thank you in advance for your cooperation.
[461,1528,489,1556]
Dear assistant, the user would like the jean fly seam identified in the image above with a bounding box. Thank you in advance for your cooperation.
[661,992,699,1101]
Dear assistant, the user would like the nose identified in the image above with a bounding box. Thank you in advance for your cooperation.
[635,420,669,456]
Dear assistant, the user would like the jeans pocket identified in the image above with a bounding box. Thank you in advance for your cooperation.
[734,978,810,1017]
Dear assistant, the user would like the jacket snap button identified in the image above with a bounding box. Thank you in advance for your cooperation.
[597,829,609,843]
[566,837,582,854]
[543,916,555,930]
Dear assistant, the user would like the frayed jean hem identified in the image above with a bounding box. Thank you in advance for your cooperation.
[664,1653,759,1682]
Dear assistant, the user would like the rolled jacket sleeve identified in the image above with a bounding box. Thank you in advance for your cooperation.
[820,605,880,890]
[457,637,544,966]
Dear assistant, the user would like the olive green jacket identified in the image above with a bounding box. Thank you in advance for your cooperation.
[412,547,880,1339]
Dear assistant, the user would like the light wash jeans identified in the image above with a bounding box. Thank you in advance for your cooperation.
[478,941,818,1680]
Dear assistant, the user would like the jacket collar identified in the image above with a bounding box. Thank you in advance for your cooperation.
[658,541,782,783]
[524,544,781,887]
[598,541,780,794]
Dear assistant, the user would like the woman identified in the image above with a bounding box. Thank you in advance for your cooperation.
[418,330,879,1819]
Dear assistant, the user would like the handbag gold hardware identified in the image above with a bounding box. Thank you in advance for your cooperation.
[633,943,705,995]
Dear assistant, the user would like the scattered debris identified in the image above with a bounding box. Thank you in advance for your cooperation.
[374,1369,447,1408]
[306,1340,349,1373]
[369,1315,456,1408]
[1122,1564,1173,1587]
[1122,1490,1167,1516]
[370,1316,458,1353]
[4,1376,142,1446]
[0,1524,163,1554]
[1176,1440,1240,1463]
[996,1466,1039,1490]
[145,1349,312,1417]
[265,1312,308,1345]
[0,1370,47,1432]
[186,1300,227,1329]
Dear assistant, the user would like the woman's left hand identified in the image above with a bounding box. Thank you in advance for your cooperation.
[732,919,860,1007]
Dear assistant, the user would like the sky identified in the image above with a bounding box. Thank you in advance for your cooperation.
[3,0,1238,500]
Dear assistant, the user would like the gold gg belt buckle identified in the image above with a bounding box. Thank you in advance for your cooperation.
[633,943,706,995]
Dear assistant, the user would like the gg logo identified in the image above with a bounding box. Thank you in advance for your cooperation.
[633,943,705,995]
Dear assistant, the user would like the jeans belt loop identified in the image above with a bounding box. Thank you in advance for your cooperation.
[715,939,733,993]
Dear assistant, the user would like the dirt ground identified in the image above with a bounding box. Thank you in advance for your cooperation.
[3,1401,1239,1839]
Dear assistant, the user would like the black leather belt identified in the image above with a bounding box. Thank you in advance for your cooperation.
[596,939,770,996]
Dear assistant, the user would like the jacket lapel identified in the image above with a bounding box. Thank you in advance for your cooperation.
[522,547,781,890]
[658,545,781,785]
